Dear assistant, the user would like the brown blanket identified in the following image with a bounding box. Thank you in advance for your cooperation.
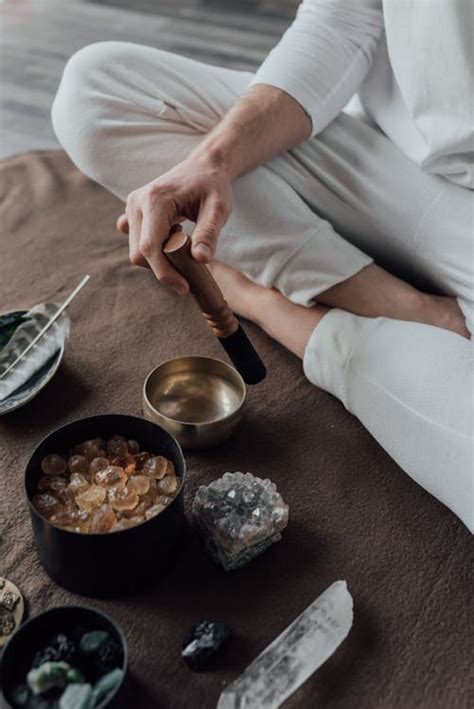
[0,151,472,709]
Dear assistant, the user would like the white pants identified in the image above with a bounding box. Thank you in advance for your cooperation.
[51,42,474,532]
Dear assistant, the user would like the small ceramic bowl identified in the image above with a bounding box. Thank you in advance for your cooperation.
[0,605,128,709]
[25,414,186,597]
[143,356,246,449]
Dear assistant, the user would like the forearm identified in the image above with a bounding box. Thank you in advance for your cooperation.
[190,84,312,179]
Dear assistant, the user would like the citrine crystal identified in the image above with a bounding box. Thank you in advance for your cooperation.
[143,456,168,479]
[76,485,107,512]
[67,473,90,495]
[127,475,150,496]
[74,438,105,461]
[89,505,117,533]
[89,456,109,477]
[32,493,63,519]
[157,474,179,495]
[40,454,67,476]
[127,439,140,454]
[94,465,126,489]
[106,435,128,458]
[37,475,67,494]
[33,437,179,533]
[108,486,139,512]
[67,455,89,475]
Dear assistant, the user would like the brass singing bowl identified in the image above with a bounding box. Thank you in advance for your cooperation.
[143,356,246,449]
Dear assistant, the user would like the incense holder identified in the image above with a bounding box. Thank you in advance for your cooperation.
[0,308,66,415]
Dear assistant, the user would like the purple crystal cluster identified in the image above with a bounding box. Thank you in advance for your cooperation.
[192,472,289,570]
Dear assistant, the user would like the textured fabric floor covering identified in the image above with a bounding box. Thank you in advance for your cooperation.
[0,150,472,708]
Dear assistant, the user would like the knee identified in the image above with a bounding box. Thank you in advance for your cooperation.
[51,41,133,180]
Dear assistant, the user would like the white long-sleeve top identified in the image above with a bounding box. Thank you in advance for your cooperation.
[251,0,474,189]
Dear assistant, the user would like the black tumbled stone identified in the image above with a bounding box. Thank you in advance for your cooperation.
[182,620,232,671]
[32,634,76,668]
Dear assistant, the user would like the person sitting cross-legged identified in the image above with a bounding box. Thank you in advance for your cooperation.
[51,0,474,532]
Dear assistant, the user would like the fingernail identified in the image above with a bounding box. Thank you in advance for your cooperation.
[194,243,212,259]
[174,284,187,296]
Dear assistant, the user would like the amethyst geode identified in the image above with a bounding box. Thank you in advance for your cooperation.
[192,472,289,570]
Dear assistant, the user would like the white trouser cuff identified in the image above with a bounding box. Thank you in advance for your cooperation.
[272,230,373,308]
[302,309,370,408]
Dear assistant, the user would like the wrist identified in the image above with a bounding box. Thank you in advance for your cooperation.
[190,132,237,179]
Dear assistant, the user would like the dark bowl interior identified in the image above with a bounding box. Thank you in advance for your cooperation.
[0,605,128,709]
[24,414,186,597]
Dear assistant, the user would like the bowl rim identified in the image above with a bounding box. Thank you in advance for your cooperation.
[143,355,247,426]
[24,413,186,538]
[0,603,128,709]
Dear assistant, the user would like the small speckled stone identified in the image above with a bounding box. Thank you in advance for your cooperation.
[2,590,20,611]
[0,613,15,636]
[0,577,24,646]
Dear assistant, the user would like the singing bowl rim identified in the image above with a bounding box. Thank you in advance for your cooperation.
[143,355,247,427]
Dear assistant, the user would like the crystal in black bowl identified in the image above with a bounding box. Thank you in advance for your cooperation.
[0,605,128,709]
[24,414,186,597]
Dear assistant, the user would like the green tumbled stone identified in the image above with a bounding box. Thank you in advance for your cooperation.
[67,667,85,684]
[92,668,124,706]
[59,683,94,709]
[79,630,109,655]
[27,661,71,695]
[11,684,29,706]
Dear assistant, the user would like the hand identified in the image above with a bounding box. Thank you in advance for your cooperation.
[116,152,233,294]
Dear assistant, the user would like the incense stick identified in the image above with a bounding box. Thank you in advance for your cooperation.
[0,275,90,380]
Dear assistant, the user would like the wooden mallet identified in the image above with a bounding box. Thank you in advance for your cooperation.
[163,227,266,385]
[116,214,266,384]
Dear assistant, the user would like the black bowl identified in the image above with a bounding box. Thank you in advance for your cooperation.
[0,605,128,709]
[25,414,186,597]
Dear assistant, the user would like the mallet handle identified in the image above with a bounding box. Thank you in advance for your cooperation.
[164,227,266,385]
[164,228,237,338]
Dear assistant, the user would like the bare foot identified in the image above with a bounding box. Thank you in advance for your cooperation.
[207,259,330,358]
[207,259,470,342]
[317,263,470,338]
[422,294,470,339]
[207,259,273,326]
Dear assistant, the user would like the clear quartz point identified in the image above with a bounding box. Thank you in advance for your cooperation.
[217,580,353,709]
